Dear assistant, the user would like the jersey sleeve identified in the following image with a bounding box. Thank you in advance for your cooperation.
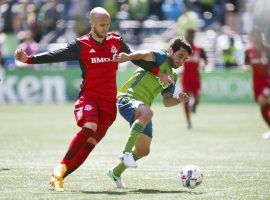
[28,40,81,64]
[120,37,160,75]
[151,50,168,66]
[162,84,175,97]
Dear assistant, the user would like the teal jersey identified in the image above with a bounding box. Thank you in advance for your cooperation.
[117,50,177,106]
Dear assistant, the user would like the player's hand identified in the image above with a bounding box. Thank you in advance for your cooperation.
[177,92,189,103]
[157,71,174,85]
[14,49,28,63]
[112,53,130,63]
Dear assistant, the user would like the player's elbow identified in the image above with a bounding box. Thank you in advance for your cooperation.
[163,100,171,107]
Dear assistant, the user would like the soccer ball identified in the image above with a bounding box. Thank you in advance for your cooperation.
[180,164,203,189]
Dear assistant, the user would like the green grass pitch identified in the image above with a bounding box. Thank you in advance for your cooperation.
[0,103,269,199]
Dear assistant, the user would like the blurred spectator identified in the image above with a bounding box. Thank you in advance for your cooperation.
[240,0,253,35]
[64,0,91,37]
[177,6,200,36]
[18,30,39,55]
[65,0,90,21]
[12,0,30,32]
[102,0,119,30]
[196,0,216,29]
[37,0,64,36]
[128,0,149,21]
[16,30,39,68]
[161,0,184,21]
[116,3,131,21]
[215,25,244,69]
[148,0,164,20]
[1,0,16,33]
[225,0,241,34]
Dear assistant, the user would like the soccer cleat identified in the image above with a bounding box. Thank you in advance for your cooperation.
[50,164,67,191]
[107,169,125,188]
[263,130,270,139]
[119,152,137,168]
[50,175,65,192]
[187,122,192,129]
[53,164,67,179]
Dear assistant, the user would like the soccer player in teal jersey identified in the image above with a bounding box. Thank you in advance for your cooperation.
[107,37,192,188]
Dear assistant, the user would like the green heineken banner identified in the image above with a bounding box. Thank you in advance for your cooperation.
[201,71,253,103]
[0,68,253,104]
[0,69,81,103]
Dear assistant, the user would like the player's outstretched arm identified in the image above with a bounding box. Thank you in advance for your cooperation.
[14,49,28,63]
[163,92,189,107]
[14,40,80,64]
[113,51,153,63]
[113,51,174,85]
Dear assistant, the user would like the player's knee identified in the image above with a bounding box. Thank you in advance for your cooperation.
[83,122,98,132]
[86,137,97,145]
[258,96,267,106]
[138,108,153,122]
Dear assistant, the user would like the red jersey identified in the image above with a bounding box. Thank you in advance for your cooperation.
[182,45,206,83]
[76,34,120,102]
[27,33,158,103]
[245,45,270,100]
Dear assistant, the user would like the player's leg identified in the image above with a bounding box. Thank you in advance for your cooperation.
[182,82,192,129]
[107,98,151,188]
[50,98,99,191]
[115,98,151,167]
[116,122,152,174]
[184,92,192,129]
[123,104,152,152]
[108,122,152,188]
[63,137,96,178]
[60,122,97,167]
[133,133,152,159]
[258,93,270,139]
[121,102,152,168]
[50,123,98,191]
[192,85,201,113]
[65,108,116,177]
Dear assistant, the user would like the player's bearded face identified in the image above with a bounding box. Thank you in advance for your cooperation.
[94,26,106,38]
[171,48,189,68]
[93,16,110,39]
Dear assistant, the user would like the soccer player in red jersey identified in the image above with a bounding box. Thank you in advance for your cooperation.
[180,29,207,129]
[245,28,270,139]
[14,7,172,191]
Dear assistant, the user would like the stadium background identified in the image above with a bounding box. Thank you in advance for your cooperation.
[0,0,267,105]
[1,1,270,199]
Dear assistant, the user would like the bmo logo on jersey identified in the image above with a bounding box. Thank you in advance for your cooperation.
[91,57,111,63]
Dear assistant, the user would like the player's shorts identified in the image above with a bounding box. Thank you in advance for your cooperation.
[253,84,270,102]
[182,79,201,97]
[117,97,153,138]
[74,96,117,142]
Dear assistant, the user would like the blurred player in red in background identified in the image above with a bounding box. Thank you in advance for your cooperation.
[14,7,172,191]
[245,27,270,139]
[180,28,207,129]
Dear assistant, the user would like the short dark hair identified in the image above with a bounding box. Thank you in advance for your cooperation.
[170,37,192,55]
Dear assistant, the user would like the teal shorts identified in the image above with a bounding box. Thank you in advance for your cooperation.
[117,97,153,138]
